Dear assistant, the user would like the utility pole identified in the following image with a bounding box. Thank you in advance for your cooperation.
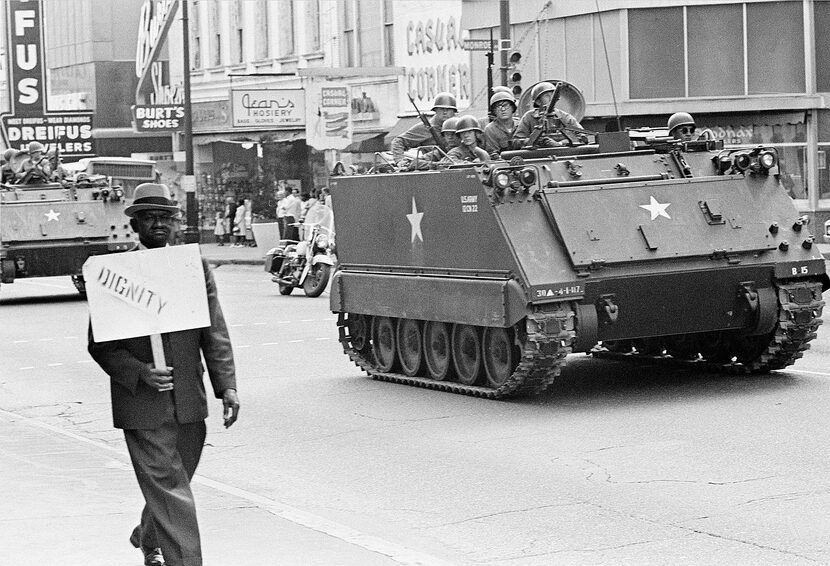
[499,0,510,86]
[181,0,198,244]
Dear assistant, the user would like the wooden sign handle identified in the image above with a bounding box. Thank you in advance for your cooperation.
[150,333,166,369]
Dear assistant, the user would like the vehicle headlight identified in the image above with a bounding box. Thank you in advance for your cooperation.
[758,150,777,170]
[733,152,751,172]
[493,171,511,190]
[315,234,329,248]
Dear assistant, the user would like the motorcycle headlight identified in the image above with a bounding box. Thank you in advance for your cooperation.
[315,234,329,248]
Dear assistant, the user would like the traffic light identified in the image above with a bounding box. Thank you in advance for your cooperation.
[508,51,522,96]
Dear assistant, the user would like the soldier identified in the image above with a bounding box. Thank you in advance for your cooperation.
[483,91,519,158]
[512,82,584,148]
[667,112,714,142]
[0,148,15,184]
[391,92,457,165]
[18,141,52,182]
[446,116,490,164]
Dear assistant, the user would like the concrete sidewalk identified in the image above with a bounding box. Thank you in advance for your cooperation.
[0,409,446,566]
[199,242,267,267]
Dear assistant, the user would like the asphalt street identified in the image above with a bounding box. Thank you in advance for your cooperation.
[3,258,830,565]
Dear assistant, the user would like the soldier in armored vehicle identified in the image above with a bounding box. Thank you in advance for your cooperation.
[483,91,519,158]
[512,81,584,148]
[391,92,457,166]
[18,141,53,183]
[446,116,490,164]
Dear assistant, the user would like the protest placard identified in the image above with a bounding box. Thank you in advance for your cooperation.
[83,244,209,367]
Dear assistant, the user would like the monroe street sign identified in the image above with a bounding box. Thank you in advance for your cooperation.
[461,38,496,51]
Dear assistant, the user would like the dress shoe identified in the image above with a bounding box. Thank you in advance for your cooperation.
[141,547,165,566]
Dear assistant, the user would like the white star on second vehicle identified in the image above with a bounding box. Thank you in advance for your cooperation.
[44,209,61,222]
[406,197,423,243]
[639,196,671,220]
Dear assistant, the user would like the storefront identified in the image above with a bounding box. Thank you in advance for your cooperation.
[191,96,325,232]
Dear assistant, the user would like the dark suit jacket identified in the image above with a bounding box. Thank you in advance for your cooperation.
[88,256,236,430]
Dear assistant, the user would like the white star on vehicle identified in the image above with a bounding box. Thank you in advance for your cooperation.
[44,209,61,222]
[639,196,671,220]
[406,197,424,243]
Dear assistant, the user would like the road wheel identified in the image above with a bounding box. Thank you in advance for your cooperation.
[634,337,664,356]
[302,263,331,297]
[397,319,424,377]
[372,316,398,372]
[483,326,518,389]
[277,262,294,295]
[423,321,452,381]
[347,313,370,352]
[666,334,699,360]
[452,324,482,386]
[603,340,632,353]
[698,331,734,363]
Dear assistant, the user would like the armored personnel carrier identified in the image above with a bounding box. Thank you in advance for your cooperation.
[0,170,135,294]
[329,83,827,399]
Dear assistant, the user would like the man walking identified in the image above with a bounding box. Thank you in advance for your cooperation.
[88,183,240,566]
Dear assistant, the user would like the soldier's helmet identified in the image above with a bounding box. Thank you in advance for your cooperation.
[441,116,461,133]
[491,85,513,95]
[27,141,45,155]
[489,91,517,111]
[432,92,458,112]
[455,115,483,134]
[530,81,556,107]
[667,112,695,134]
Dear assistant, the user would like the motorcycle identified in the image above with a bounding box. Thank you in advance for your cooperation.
[265,204,336,297]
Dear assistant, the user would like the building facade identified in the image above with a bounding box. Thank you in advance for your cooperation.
[462,0,830,224]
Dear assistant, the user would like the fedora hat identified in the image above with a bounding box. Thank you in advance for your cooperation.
[124,183,181,217]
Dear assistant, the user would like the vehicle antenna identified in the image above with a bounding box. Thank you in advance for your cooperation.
[595,0,621,131]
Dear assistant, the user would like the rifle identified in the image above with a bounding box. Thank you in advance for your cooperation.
[408,94,448,153]
[524,82,563,148]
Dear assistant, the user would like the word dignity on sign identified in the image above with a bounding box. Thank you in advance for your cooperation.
[96,264,168,315]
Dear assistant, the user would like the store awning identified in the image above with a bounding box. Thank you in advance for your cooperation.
[383,117,420,146]
[193,130,305,146]
[344,132,387,153]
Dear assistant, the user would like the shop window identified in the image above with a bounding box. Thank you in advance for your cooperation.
[383,0,394,66]
[358,0,382,67]
[747,1,804,94]
[816,2,830,92]
[209,0,221,67]
[231,0,243,64]
[305,0,320,52]
[687,4,743,96]
[191,1,201,69]
[279,1,295,56]
[254,0,269,60]
[628,7,684,99]
[819,144,830,200]
[343,0,354,66]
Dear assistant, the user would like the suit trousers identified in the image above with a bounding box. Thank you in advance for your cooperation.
[124,419,207,566]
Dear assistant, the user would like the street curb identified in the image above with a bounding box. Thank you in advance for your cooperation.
[205,258,264,267]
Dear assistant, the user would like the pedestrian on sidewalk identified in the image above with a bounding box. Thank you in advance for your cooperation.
[88,182,240,566]
[213,210,226,245]
[232,198,246,247]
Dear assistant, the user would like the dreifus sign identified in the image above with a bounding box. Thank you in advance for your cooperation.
[0,0,94,157]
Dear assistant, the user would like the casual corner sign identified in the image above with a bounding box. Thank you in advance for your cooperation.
[83,244,210,343]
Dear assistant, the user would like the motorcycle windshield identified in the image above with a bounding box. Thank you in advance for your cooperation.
[303,203,335,237]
